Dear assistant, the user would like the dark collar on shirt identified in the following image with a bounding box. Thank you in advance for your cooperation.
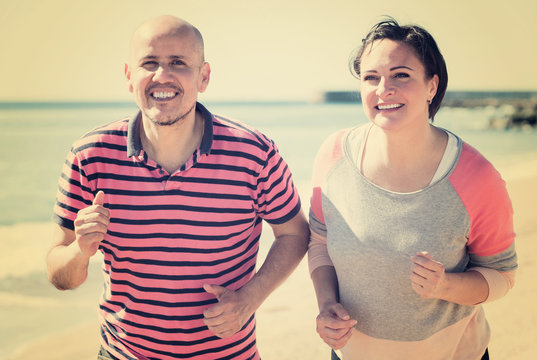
[126,102,214,158]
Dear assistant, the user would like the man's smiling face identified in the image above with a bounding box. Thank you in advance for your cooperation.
[125,21,209,126]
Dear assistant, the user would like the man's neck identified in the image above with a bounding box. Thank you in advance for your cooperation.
[140,110,204,174]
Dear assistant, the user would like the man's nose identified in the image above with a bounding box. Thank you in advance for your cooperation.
[153,65,173,82]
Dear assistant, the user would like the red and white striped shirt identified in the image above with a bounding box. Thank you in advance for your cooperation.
[53,102,301,360]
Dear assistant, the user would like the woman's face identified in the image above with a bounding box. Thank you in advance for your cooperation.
[359,39,438,132]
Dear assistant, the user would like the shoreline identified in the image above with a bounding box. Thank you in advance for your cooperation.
[2,153,537,360]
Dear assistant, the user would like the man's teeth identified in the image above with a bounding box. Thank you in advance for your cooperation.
[377,104,403,110]
[152,91,176,99]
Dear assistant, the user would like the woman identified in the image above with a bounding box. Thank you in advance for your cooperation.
[308,18,517,360]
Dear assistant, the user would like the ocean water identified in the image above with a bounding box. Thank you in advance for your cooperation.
[0,101,536,225]
[0,101,536,358]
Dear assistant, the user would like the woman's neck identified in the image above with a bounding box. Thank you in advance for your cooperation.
[361,123,448,192]
[370,123,438,166]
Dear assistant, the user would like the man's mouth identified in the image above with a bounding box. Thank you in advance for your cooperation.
[147,85,182,101]
[375,103,403,110]
[151,91,178,100]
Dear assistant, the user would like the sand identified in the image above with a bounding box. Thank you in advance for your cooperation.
[2,156,537,360]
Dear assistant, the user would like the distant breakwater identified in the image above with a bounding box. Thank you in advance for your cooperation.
[442,91,537,130]
[321,91,537,129]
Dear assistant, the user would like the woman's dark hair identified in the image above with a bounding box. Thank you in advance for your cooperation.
[351,17,448,120]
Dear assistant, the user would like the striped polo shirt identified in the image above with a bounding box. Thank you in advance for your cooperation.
[53,102,301,360]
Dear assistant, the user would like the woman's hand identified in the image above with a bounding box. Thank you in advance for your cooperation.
[410,251,448,299]
[316,301,357,350]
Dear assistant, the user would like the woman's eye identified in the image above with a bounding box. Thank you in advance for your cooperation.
[363,75,379,81]
[394,73,410,79]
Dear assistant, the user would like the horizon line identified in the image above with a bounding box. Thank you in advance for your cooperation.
[1,89,537,104]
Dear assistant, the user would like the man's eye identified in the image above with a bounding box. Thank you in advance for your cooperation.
[171,60,186,66]
[141,61,159,69]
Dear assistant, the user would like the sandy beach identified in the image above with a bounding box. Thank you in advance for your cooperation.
[2,155,537,360]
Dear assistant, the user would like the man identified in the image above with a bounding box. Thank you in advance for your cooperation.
[47,15,309,360]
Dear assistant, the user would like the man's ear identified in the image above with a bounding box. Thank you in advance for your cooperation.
[124,63,133,93]
[198,62,211,94]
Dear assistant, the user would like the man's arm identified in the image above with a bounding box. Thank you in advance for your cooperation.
[203,210,309,338]
[46,191,109,290]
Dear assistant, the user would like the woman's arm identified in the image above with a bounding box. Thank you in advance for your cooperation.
[309,230,357,350]
[410,251,516,305]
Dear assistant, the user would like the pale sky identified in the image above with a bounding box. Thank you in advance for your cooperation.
[1,0,536,102]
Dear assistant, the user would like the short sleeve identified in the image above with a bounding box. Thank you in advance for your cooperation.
[53,146,95,230]
[255,141,301,224]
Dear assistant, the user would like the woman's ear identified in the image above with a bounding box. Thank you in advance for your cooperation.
[428,74,439,102]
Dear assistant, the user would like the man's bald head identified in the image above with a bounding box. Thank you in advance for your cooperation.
[129,15,205,63]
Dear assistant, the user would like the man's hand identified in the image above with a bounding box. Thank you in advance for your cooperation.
[316,301,357,350]
[203,284,254,338]
[74,191,110,258]
[47,191,110,290]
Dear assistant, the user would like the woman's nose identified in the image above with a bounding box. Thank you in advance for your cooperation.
[376,77,395,98]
